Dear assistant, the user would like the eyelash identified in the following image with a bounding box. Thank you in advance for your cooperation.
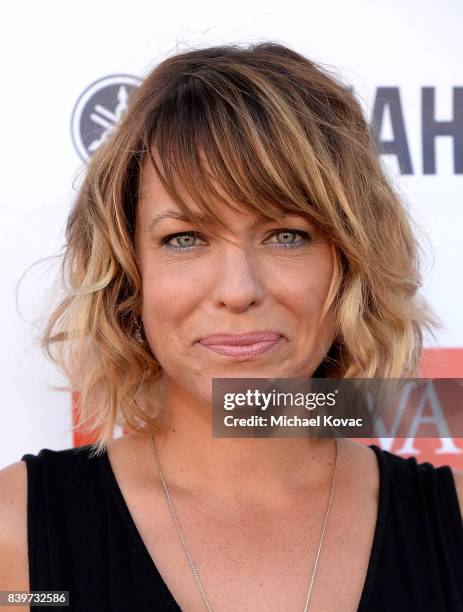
[159,229,312,253]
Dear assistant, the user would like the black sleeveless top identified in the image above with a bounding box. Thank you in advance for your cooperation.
[21,443,463,612]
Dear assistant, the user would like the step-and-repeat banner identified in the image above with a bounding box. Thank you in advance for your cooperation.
[1,0,462,468]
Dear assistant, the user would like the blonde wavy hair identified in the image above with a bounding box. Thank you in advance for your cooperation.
[33,42,438,454]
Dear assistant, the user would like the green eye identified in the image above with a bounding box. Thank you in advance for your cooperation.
[160,228,311,253]
[275,230,297,244]
[267,229,311,248]
[173,234,196,247]
[161,231,201,251]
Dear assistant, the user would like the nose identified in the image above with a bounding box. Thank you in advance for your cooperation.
[209,244,265,313]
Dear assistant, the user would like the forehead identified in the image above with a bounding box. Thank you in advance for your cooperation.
[138,154,203,216]
[138,151,306,230]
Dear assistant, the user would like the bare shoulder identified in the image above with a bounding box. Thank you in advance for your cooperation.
[338,438,379,474]
[336,438,380,500]
[0,461,29,593]
[107,432,157,487]
[450,468,463,521]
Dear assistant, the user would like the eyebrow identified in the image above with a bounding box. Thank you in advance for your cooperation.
[146,209,302,232]
[147,210,209,232]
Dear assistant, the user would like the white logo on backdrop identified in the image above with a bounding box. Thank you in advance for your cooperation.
[71,74,141,161]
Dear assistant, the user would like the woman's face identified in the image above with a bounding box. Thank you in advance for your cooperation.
[135,157,337,404]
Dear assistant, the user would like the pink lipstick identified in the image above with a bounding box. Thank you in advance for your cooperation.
[198,331,283,359]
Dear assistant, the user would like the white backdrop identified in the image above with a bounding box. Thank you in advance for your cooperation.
[1,0,462,467]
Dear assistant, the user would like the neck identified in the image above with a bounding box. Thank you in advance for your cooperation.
[143,377,338,508]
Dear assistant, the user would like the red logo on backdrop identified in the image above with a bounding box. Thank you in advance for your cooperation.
[72,348,463,469]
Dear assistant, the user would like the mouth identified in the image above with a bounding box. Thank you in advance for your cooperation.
[197,331,284,360]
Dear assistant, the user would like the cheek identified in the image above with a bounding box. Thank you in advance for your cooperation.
[140,265,205,329]
[273,249,334,314]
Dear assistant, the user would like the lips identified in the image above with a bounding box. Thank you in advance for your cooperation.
[198,331,282,346]
[197,331,284,359]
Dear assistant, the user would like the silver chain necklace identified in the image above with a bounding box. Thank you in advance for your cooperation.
[150,435,338,612]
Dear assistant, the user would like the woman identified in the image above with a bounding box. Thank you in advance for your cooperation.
[1,42,462,611]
